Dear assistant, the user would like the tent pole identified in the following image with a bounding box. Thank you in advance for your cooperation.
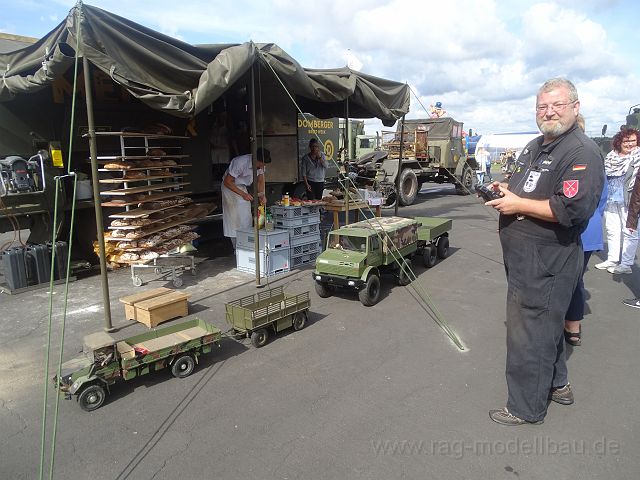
[249,61,262,286]
[344,99,349,225]
[394,115,406,216]
[83,57,114,331]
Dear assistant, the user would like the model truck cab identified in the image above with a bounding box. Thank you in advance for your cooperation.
[313,216,452,306]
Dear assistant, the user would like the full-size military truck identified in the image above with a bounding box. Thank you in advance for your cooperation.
[312,216,452,306]
[348,118,479,207]
[53,318,221,411]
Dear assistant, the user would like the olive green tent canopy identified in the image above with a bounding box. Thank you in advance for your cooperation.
[0,3,409,126]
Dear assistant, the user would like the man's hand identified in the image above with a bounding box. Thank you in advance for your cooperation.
[241,191,253,202]
[486,185,523,215]
[306,183,312,192]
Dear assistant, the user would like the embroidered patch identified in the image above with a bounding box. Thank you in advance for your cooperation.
[563,180,579,198]
[572,164,587,171]
[523,171,541,192]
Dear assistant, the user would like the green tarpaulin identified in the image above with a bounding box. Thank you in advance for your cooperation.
[0,3,409,125]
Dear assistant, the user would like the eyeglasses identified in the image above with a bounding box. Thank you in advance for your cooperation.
[535,101,577,114]
[622,140,637,145]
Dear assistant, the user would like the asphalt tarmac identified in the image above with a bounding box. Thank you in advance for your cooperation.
[1,183,638,480]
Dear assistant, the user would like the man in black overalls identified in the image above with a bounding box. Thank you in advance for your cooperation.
[486,78,604,425]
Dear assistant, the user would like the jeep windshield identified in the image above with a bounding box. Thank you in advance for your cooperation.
[328,233,367,252]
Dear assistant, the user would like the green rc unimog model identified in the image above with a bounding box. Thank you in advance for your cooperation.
[53,318,221,411]
[312,216,452,306]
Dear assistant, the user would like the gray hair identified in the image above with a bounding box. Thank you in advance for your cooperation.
[538,77,579,102]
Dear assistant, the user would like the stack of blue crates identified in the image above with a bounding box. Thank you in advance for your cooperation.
[270,205,322,268]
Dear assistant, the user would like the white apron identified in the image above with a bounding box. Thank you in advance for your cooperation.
[222,182,252,238]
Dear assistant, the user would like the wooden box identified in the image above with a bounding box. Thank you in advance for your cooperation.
[120,287,191,328]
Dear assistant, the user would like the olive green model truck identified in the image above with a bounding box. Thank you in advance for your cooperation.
[312,216,452,306]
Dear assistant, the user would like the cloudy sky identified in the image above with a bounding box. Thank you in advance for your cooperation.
[2,0,639,137]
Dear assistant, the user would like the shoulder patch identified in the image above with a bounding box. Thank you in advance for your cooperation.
[572,164,587,171]
[563,180,579,198]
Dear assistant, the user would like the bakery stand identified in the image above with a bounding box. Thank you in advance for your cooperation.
[95,132,198,287]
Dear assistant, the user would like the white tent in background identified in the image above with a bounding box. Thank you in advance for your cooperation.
[475,132,540,162]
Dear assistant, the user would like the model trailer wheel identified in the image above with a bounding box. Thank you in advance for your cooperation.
[78,384,106,412]
[436,236,450,259]
[251,328,270,348]
[398,169,419,206]
[292,311,307,331]
[171,355,195,378]
[423,245,438,268]
[132,276,143,287]
[315,281,332,298]
[173,277,183,288]
[358,274,381,306]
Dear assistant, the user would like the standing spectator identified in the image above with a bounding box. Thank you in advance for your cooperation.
[475,147,486,184]
[301,138,327,200]
[564,115,608,345]
[484,149,493,183]
[594,128,640,274]
[623,166,640,307]
[486,78,604,425]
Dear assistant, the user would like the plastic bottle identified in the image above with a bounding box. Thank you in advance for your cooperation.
[283,194,290,207]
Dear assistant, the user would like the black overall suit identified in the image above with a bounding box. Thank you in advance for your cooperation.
[499,124,604,422]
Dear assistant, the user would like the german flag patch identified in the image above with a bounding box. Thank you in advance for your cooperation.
[572,164,587,171]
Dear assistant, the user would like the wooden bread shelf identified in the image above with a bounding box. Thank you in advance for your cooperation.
[99,164,192,172]
[106,218,196,242]
[101,182,190,196]
[102,191,192,208]
[95,155,189,161]
[91,132,189,139]
[108,208,190,230]
[114,233,200,252]
[99,174,185,184]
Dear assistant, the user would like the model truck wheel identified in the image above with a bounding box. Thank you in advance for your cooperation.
[423,245,437,268]
[171,355,195,378]
[436,236,449,259]
[78,384,106,412]
[292,311,307,331]
[315,282,332,298]
[398,169,419,206]
[251,328,270,348]
[359,274,381,306]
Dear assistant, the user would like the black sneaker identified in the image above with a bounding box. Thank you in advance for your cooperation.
[489,407,544,426]
[549,384,574,405]
[622,298,640,309]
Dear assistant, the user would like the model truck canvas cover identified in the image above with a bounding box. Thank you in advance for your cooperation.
[342,217,419,253]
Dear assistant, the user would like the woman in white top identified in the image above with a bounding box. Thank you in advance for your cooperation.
[222,147,270,248]
[595,128,640,274]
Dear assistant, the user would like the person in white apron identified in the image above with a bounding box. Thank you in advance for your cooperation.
[222,147,270,249]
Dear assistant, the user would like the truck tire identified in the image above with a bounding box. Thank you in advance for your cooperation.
[436,236,450,259]
[78,384,106,412]
[315,282,332,298]
[292,311,307,331]
[397,262,412,286]
[358,274,381,306]
[251,328,270,348]
[171,355,195,378]
[423,245,437,268]
[398,169,419,206]
[456,165,474,195]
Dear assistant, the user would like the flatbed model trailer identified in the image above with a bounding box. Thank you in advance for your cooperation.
[225,286,310,348]
[54,318,221,411]
[313,216,452,306]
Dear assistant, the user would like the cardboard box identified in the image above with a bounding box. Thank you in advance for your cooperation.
[119,287,191,328]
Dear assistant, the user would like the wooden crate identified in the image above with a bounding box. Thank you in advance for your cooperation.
[119,287,191,328]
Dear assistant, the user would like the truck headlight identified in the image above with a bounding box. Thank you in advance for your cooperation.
[348,280,355,286]
[315,275,321,281]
